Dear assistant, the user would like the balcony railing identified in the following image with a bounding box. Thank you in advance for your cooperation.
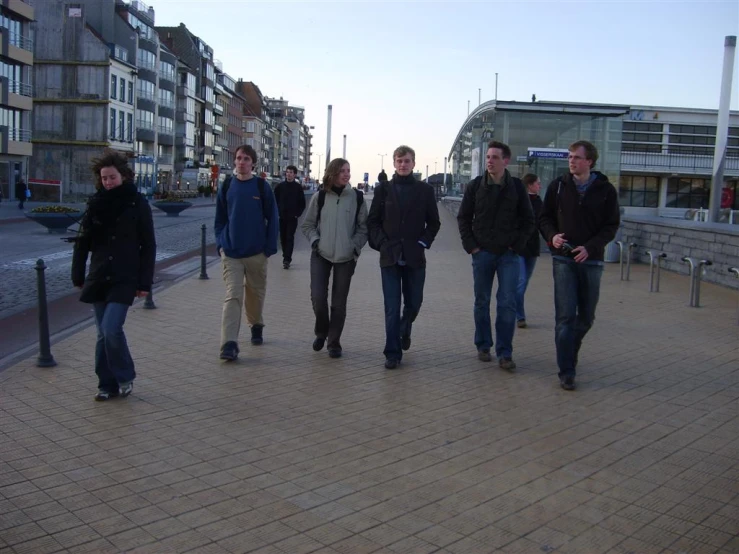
[9,80,32,97]
[158,126,174,135]
[213,123,223,134]
[159,68,176,82]
[158,155,173,165]
[620,150,739,172]
[137,59,157,71]
[7,128,32,142]
[158,97,175,109]
[136,89,156,102]
[136,119,155,131]
[8,31,33,52]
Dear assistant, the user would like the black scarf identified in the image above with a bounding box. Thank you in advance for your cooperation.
[84,181,138,231]
[331,185,346,196]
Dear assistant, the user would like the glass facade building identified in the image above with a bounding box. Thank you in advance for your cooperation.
[448,101,628,199]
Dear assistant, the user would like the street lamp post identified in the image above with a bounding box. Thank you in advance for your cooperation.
[316,153,323,186]
[378,153,387,170]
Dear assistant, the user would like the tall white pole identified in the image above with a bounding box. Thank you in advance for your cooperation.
[478,88,481,106]
[495,73,498,101]
[342,134,346,158]
[467,100,470,117]
[426,164,429,181]
[443,156,448,191]
[326,105,332,166]
[378,153,386,170]
[708,36,736,223]
[317,153,323,184]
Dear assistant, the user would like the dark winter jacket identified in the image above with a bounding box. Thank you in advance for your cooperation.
[457,170,535,255]
[539,171,620,262]
[72,182,156,305]
[274,179,306,219]
[378,170,389,183]
[15,181,26,200]
[521,193,544,258]
[367,175,441,268]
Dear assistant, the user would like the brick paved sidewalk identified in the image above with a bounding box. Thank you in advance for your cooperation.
[1,206,737,553]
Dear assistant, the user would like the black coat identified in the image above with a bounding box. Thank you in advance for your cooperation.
[15,181,26,200]
[539,171,620,262]
[367,176,441,268]
[72,184,156,305]
[521,193,544,258]
[457,170,535,255]
[274,179,306,219]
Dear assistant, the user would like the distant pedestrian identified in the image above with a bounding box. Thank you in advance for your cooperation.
[516,174,544,328]
[214,145,278,361]
[274,165,306,269]
[71,149,156,401]
[301,158,368,358]
[378,169,388,184]
[15,180,27,209]
[457,140,534,371]
[539,140,620,391]
[367,145,441,370]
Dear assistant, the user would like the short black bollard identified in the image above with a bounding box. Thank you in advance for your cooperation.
[199,223,209,280]
[143,289,157,309]
[35,259,57,367]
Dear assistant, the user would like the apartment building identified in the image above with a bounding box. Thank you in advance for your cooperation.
[0,0,33,201]
[215,69,246,169]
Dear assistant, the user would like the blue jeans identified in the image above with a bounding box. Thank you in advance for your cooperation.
[552,258,604,378]
[93,302,136,392]
[472,249,520,357]
[381,264,425,361]
[515,256,538,321]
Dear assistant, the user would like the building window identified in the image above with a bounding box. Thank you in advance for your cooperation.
[618,176,659,207]
[127,113,133,142]
[111,75,117,99]
[128,81,134,104]
[666,177,710,209]
[120,78,126,102]
[119,111,125,141]
[110,108,116,139]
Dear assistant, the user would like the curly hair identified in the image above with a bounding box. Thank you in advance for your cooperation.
[322,158,349,189]
[90,149,134,190]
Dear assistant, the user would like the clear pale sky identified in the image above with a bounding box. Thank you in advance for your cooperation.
[147,0,739,182]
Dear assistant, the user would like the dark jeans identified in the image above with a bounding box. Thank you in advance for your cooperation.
[93,302,136,392]
[552,257,604,378]
[515,256,538,321]
[472,249,520,358]
[18,199,24,209]
[310,251,356,350]
[279,216,298,263]
[380,264,426,361]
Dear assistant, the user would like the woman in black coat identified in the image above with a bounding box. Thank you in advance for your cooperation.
[72,150,156,401]
[516,173,544,328]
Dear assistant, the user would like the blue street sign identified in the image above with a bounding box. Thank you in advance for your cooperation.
[528,149,568,159]
[363,172,369,182]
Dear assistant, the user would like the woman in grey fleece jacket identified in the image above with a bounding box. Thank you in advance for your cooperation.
[301,158,368,359]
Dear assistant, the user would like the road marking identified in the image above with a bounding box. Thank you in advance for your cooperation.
[1,251,177,270]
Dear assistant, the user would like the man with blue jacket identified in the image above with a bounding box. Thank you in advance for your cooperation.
[214,145,278,361]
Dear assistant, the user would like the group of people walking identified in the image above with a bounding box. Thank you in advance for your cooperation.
[72,138,618,401]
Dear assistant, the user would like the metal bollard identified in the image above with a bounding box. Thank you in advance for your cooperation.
[625,242,637,281]
[693,260,713,308]
[35,259,57,367]
[199,223,209,280]
[143,289,157,309]
[681,257,697,306]
[729,268,739,325]
[646,251,667,292]
[616,241,625,280]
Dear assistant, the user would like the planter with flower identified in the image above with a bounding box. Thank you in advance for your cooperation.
[26,205,82,233]
[153,194,193,216]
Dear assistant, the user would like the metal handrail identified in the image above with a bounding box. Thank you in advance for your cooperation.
[9,80,33,97]
[681,257,713,307]
[646,251,667,292]
[693,260,713,308]
[8,31,33,52]
[616,241,637,281]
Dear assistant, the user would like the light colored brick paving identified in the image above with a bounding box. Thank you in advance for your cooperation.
[1,203,737,553]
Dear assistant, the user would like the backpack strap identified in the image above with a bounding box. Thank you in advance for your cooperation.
[316,188,363,232]
[221,175,270,221]
[316,190,326,222]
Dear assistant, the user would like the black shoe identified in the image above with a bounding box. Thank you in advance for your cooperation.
[498,357,517,372]
[401,335,411,351]
[283,261,290,269]
[313,337,326,351]
[384,358,400,370]
[560,375,576,391]
[220,341,239,361]
[328,348,342,358]
[477,349,492,362]
[251,324,264,345]
[119,382,133,398]
[94,389,119,401]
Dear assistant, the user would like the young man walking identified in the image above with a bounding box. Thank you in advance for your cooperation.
[367,145,440,369]
[539,140,620,390]
[274,165,306,269]
[457,140,534,370]
[214,145,278,361]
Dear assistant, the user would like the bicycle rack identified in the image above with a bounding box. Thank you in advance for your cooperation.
[616,241,637,281]
[646,251,667,292]
[729,268,739,325]
[681,257,713,307]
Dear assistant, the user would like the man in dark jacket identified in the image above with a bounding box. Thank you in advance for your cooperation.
[516,174,544,328]
[274,165,306,269]
[15,180,27,209]
[457,140,535,371]
[539,140,620,391]
[378,169,388,184]
[367,145,440,369]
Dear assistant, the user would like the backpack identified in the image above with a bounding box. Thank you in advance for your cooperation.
[221,175,271,221]
[317,188,364,231]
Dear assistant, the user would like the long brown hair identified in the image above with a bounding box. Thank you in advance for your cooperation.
[322,158,349,189]
[90,149,134,190]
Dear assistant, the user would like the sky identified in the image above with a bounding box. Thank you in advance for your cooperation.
[147,0,739,182]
